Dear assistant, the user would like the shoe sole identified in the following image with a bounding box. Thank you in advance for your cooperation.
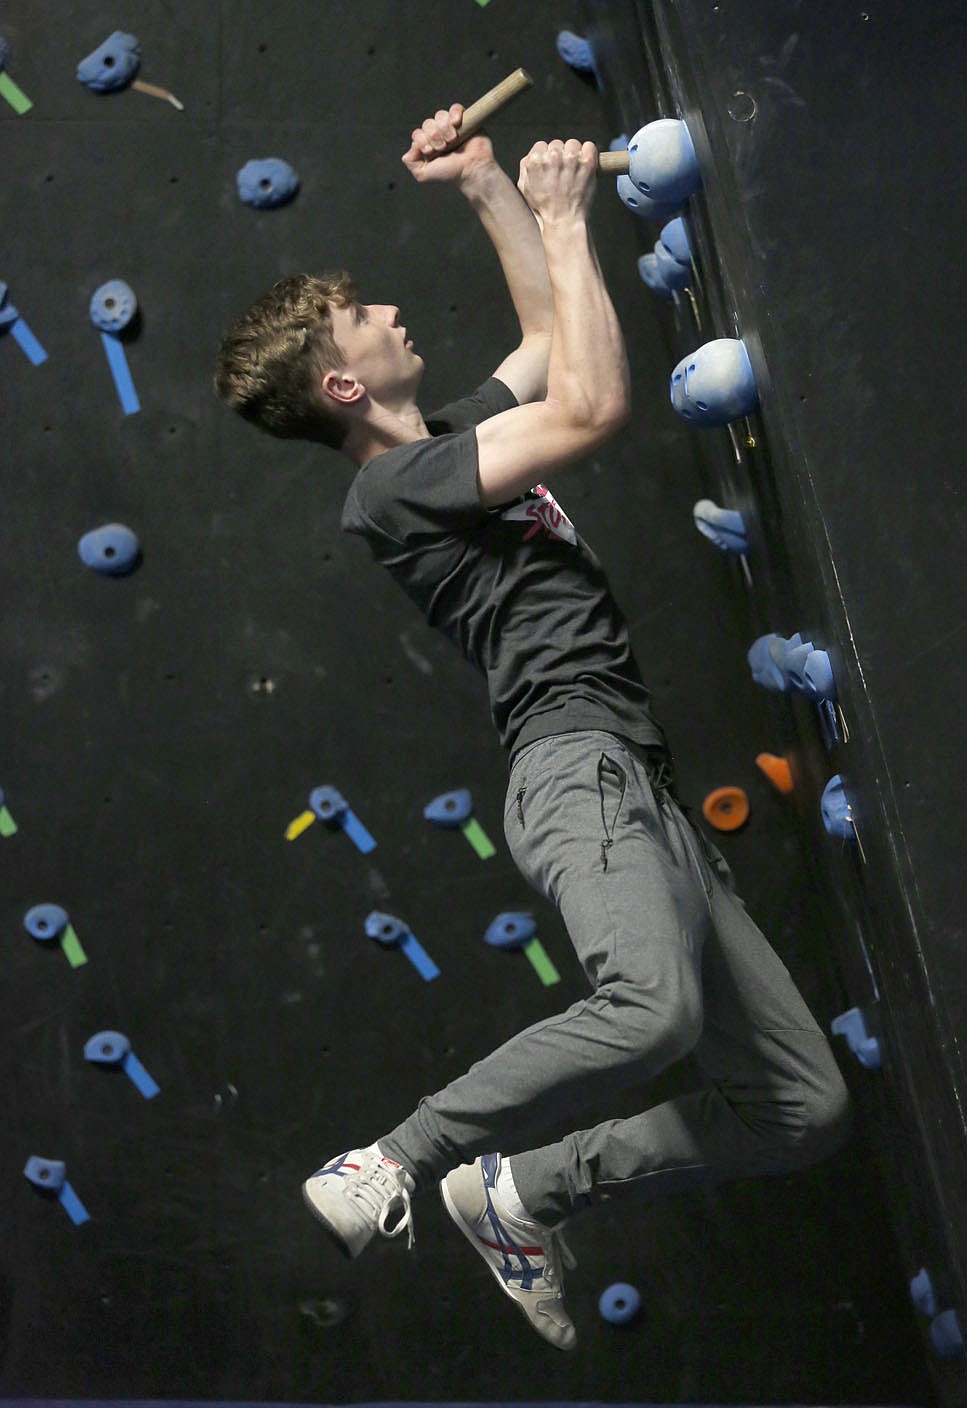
[440,1173,576,1351]
[302,1180,357,1259]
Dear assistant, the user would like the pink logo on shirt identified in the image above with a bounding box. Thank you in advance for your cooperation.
[501,484,577,545]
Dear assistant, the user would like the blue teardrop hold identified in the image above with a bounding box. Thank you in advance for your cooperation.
[76,31,141,92]
[484,912,536,950]
[424,789,473,827]
[237,158,301,209]
[90,279,138,333]
[309,785,347,821]
[24,1156,67,1192]
[599,1282,642,1325]
[693,500,749,555]
[24,903,69,941]
[365,911,407,947]
[78,523,141,576]
[910,1268,939,1319]
[84,1030,132,1065]
[660,216,691,265]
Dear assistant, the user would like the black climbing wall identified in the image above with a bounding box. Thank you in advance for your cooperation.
[0,1,947,1404]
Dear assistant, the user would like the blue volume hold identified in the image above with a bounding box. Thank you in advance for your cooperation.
[90,280,137,333]
[78,523,141,576]
[599,1282,642,1325]
[24,903,69,941]
[76,31,141,92]
[84,1030,132,1066]
[237,158,300,209]
[424,789,473,827]
[484,912,536,950]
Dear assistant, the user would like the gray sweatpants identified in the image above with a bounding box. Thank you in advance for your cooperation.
[380,730,852,1225]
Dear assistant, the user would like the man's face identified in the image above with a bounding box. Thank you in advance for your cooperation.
[329,300,423,405]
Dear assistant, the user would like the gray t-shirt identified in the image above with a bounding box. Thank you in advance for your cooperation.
[340,377,665,759]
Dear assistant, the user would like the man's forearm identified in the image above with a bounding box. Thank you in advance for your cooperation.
[541,219,630,425]
[461,164,554,339]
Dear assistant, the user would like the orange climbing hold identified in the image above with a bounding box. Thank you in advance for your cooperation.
[702,786,750,832]
[755,752,795,795]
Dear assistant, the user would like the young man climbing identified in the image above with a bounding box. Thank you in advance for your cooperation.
[214,103,851,1351]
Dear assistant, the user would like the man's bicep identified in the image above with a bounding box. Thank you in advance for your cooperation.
[474,402,596,508]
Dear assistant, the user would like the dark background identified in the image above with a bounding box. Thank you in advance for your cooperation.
[0,1,961,1404]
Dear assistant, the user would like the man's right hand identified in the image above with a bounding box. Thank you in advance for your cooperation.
[517,139,598,232]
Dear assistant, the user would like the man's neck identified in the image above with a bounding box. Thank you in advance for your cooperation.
[345,399,430,467]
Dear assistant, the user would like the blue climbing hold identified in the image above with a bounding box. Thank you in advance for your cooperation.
[670,338,758,427]
[831,1007,881,1069]
[78,523,141,576]
[24,904,69,942]
[0,280,19,330]
[786,647,836,702]
[626,119,699,204]
[599,1282,641,1325]
[365,912,408,948]
[693,500,749,555]
[484,912,536,950]
[660,216,691,265]
[653,239,690,290]
[636,253,675,299]
[931,1309,965,1360]
[84,1030,132,1066]
[237,158,300,209]
[911,1268,939,1319]
[616,173,681,223]
[309,785,348,822]
[424,789,473,827]
[90,280,137,333]
[0,37,9,72]
[76,31,141,93]
[821,774,855,840]
[556,30,596,76]
[24,1156,67,1192]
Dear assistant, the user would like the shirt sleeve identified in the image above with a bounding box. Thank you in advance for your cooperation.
[342,378,519,547]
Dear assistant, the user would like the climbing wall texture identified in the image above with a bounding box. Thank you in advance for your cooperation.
[0,1,942,1403]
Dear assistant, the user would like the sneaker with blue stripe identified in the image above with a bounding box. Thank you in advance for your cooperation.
[303,1148,415,1259]
[441,1153,577,1350]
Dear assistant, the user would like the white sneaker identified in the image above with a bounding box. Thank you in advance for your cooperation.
[303,1148,415,1259]
[441,1153,577,1350]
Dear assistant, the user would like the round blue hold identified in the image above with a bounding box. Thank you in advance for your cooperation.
[90,279,138,333]
[78,523,140,576]
[660,216,691,265]
[627,118,700,205]
[599,1282,641,1325]
[237,158,300,209]
[616,174,681,223]
[76,31,141,93]
[84,1030,132,1066]
[24,903,69,941]
[653,239,690,290]
[670,339,758,427]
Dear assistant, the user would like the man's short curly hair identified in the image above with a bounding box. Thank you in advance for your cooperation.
[213,271,356,447]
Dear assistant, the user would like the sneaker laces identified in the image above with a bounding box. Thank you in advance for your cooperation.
[347,1159,415,1249]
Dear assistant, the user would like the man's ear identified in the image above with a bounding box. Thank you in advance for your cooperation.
[321,368,366,409]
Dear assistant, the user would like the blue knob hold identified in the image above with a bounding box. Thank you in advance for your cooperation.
[484,912,536,950]
[424,789,473,827]
[90,280,137,333]
[671,338,758,427]
[931,1309,965,1360]
[78,523,140,576]
[0,280,18,330]
[24,903,69,941]
[556,30,596,76]
[365,912,407,948]
[831,1007,881,1069]
[660,216,691,265]
[616,174,682,223]
[599,1282,641,1325]
[636,253,675,300]
[309,785,347,822]
[653,240,690,290]
[821,774,854,840]
[77,31,141,93]
[24,1156,66,1192]
[237,158,300,209]
[911,1269,939,1319]
[84,1030,132,1066]
[626,118,699,204]
[693,500,749,555]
